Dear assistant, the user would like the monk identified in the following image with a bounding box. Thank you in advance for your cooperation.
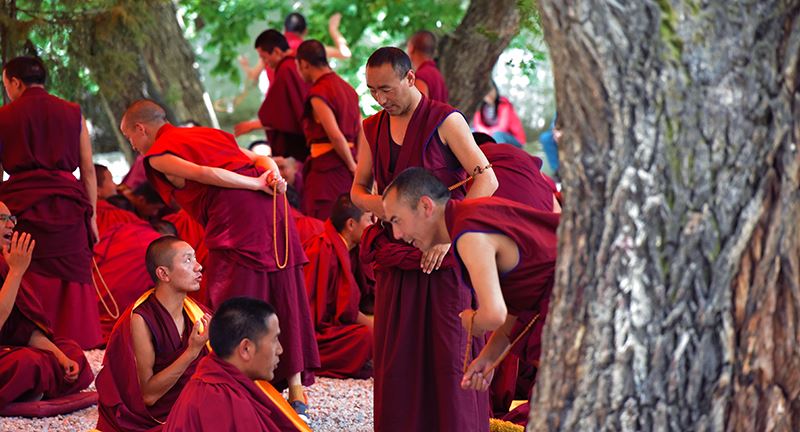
[472,132,561,212]
[406,30,449,103]
[95,236,211,431]
[296,39,361,219]
[0,56,102,349]
[0,207,93,410]
[351,47,497,432]
[303,194,373,379]
[239,12,352,84]
[235,30,310,161]
[382,167,559,428]
[122,100,319,416]
[164,297,311,431]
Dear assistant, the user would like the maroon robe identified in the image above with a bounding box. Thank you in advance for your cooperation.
[291,206,325,245]
[96,291,210,432]
[0,259,93,410]
[446,197,559,426]
[94,221,162,341]
[477,143,557,211]
[301,72,360,219]
[96,199,143,236]
[362,96,489,432]
[145,124,319,388]
[302,220,372,379]
[415,60,449,103]
[0,86,101,349]
[164,353,311,432]
[258,56,309,160]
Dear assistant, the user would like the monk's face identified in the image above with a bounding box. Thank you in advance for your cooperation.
[97,169,118,200]
[1,71,24,102]
[350,212,373,245]
[383,189,436,251]
[120,119,155,155]
[295,58,312,84]
[0,202,17,248]
[366,63,416,116]
[257,47,281,70]
[250,314,282,381]
[162,241,203,292]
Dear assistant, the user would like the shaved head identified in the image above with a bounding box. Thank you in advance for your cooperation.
[122,99,167,129]
[145,235,185,283]
[409,30,437,58]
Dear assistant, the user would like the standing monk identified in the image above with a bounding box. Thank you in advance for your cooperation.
[382,167,559,429]
[121,100,319,417]
[235,30,310,161]
[351,47,497,432]
[296,39,361,220]
[0,211,93,410]
[406,30,449,103]
[0,56,102,349]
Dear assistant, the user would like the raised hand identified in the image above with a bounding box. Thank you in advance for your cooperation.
[189,313,211,353]
[2,231,35,274]
[420,242,450,274]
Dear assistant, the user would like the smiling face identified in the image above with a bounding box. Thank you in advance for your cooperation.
[257,47,282,70]
[366,63,416,116]
[0,202,16,247]
[382,188,438,251]
[160,241,203,292]
[247,314,282,381]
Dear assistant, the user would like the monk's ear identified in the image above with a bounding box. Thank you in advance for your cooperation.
[237,338,253,360]
[155,265,169,282]
[345,218,357,232]
[405,69,416,87]
[419,196,434,216]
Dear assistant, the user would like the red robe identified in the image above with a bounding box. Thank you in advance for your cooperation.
[145,124,319,388]
[164,353,311,432]
[96,291,210,432]
[96,199,143,236]
[0,259,93,409]
[258,56,310,161]
[472,97,527,146]
[94,221,162,341]
[302,221,372,379]
[415,59,449,103]
[301,72,360,220]
[0,86,101,349]
[291,206,325,245]
[362,97,489,432]
[445,197,559,425]
[477,142,557,211]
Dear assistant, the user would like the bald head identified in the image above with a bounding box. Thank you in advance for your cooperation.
[145,236,185,283]
[409,30,437,58]
[122,99,167,129]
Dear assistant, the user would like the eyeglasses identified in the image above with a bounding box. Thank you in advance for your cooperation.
[0,214,17,225]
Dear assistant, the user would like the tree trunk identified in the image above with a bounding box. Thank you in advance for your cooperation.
[75,0,217,159]
[530,1,799,431]
[438,0,519,117]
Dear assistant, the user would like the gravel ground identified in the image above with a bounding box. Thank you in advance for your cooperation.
[0,349,374,432]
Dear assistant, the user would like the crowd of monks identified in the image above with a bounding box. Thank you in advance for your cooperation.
[0,10,562,432]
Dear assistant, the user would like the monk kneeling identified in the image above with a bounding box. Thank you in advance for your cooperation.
[96,236,211,431]
[165,297,311,432]
[0,202,93,410]
[303,194,373,379]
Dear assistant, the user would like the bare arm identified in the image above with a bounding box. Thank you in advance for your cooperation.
[131,312,210,406]
[238,57,266,83]
[325,13,351,59]
[148,154,276,194]
[29,329,79,381]
[439,113,498,198]
[351,127,385,219]
[310,97,357,172]
[240,148,287,194]
[356,312,373,333]
[456,233,507,333]
[78,116,99,242]
[0,232,34,330]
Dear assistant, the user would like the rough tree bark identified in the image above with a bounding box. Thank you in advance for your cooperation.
[530,1,799,431]
[79,0,216,158]
[438,0,520,117]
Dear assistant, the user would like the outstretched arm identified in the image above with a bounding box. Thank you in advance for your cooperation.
[148,154,279,195]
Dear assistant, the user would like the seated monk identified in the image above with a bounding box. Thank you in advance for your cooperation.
[302,194,373,379]
[164,297,311,432]
[96,236,211,431]
[382,168,559,428]
[0,204,93,409]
